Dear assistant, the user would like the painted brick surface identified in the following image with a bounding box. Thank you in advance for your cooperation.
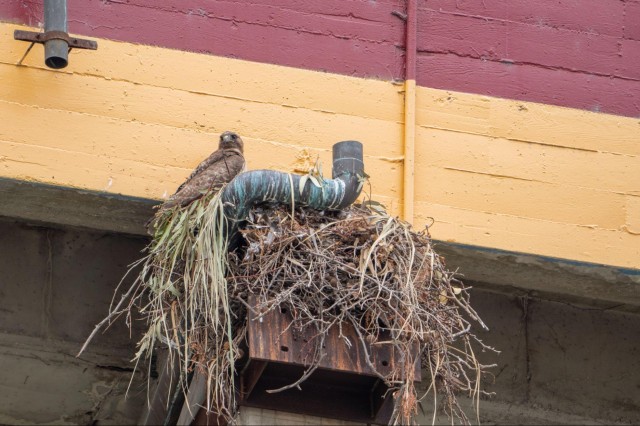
[417,53,640,116]
[1,0,639,116]
[423,0,626,37]
[1,21,639,268]
[417,1,640,117]
[625,0,640,41]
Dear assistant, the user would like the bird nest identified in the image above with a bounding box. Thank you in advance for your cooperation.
[81,189,496,425]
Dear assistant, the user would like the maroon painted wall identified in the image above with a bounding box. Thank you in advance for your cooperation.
[0,0,406,79]
[418,0,640,116]
[1,0,638,117]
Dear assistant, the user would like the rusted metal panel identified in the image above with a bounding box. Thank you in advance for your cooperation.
[236,296,421,424]
[14,29,98,50]
[240,361,391,424]
[192,297,422,424]
[239,359,268,401]
[247,297,421,380]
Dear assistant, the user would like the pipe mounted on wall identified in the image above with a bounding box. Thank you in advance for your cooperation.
[403,0,418,224]
[44,0,68,69]
[222,140,365,244]
[13,0,97,69]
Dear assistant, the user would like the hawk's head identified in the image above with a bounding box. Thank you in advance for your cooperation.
[219,131,244,153]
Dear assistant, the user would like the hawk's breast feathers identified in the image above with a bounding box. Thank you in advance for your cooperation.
[160,131,245,211]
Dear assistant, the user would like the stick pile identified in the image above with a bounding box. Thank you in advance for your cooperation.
[229,203,495,424]
[81,189,496,425]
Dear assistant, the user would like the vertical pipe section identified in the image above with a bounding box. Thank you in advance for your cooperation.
[403,0,417,224]
[221,141,364,245]
[44,0,68,69]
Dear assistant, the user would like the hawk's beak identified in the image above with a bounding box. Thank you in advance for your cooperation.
[222,134,235,143]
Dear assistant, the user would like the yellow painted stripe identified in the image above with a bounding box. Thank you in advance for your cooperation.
[626,196,640,235]
[414,86,639,267]
[1,23,638,268]
[0,100,403,200]
[0,24,404,124]
[415,202,640,269]
[417,127,640,196]
[0,63,403,159]
[0,139,184,196]
[414,166,625,230]
[0,137,402,199]
[0,99,212,170]
[416,88,640,156]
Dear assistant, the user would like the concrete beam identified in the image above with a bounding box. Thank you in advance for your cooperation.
[1,177,638,308]
[0,332,145,425]
[0,205,638,424]
[437,242,640,310]
[0,177,156,236]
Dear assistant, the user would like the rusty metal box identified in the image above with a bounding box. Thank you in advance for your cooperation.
[237,297,421,424]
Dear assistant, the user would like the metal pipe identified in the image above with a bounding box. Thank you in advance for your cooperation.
[403,0,417,224]
[222,140,364,242]
[44,0,68,69]
[14,0,96,68]
[331,140,365,208]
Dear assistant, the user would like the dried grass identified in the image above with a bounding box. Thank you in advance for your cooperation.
[80,186,496,425]
[229,203,497,425]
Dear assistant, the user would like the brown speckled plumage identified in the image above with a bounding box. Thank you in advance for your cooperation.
[160,131,245,211]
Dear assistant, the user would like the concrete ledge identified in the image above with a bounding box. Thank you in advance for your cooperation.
[436,242,640,309]
[1,182,638,424]
[0,333,145,425]
[1,177,638,308]
[0,177,157,236]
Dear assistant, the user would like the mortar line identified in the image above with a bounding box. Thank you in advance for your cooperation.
[521,293,532,403]
[42,229,54,339]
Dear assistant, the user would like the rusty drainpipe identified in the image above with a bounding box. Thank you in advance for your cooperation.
[403,0,417,224]
[13,0,97,68]
[43,0,69,69]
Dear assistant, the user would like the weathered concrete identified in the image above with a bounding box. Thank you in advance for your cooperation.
[527,298,640,422]
[0,217,149,348]
[2,178,638,310]
[0,177,156,236]
[436,242,640,310]
[439,289,640,425]
[0,207,639,424]
[0,333,146,425]
[0,217,149,424]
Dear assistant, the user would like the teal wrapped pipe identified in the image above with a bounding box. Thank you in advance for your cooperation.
[222,140,364,239]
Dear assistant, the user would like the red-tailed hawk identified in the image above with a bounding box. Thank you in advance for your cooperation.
[160,131,245,211]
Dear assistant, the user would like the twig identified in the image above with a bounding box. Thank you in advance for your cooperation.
[77,278,140,357]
